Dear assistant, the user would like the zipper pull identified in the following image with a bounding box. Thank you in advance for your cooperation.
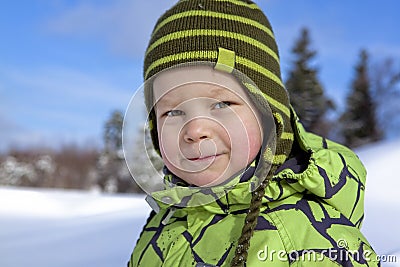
[162,207,176,225]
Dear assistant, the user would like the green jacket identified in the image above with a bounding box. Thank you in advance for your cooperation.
[128,117,378,266]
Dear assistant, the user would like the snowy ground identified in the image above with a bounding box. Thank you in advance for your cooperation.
[0,188,151,267]
[1,139,400,267]
[357,139,400,265]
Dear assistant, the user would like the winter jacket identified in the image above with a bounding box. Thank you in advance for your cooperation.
[128,114,379,267]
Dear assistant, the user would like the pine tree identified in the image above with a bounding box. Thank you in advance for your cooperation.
[285,28,334,136]
[339,50,383,148]
[371,57,400,139]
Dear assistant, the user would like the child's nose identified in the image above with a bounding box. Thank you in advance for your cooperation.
[182,118,212,143]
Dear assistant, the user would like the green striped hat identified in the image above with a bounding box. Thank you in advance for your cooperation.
[144,0,294,173]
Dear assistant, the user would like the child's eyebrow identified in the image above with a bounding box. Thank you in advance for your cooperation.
[155,93,176,109]
[208,85,238,99]
[155,84,240,109]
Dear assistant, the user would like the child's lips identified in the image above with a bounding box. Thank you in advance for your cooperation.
[187,153,223,162]
[188,155,214,161]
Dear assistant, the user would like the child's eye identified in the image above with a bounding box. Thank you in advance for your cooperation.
[165,110,184,117]
[213,101,231,109]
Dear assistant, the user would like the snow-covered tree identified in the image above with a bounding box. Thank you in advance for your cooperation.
[97,110,142,193]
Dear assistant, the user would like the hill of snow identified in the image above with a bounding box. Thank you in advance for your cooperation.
[1,138,400,267]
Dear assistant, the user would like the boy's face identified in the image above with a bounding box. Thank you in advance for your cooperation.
[153,66,263,187]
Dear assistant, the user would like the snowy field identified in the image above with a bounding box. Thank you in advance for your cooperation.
[1,139,400,267]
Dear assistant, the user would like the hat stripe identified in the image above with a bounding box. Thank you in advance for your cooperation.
[145,50,284,96]
[263,93,290,118]
[152,10,274,41]
[273,154,288,165]
[263,149,287,165]
[281,132,294,140]
[146,29,279,64]
[145,50,218,79]
[243,82,290,119]
[238,57,283,87]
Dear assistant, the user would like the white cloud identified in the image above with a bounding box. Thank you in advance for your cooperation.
[45,0,176,58]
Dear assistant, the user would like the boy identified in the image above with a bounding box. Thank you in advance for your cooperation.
[127,0,378,266]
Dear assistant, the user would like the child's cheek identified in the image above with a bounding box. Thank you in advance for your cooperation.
[225,125,258,167]
[158,124,179,162]
[246,127,262,161]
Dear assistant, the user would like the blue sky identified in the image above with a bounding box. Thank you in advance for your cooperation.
[1,0,399,151]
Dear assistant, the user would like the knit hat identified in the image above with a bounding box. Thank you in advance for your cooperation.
[144,0,293,173]
[143,1,294,266]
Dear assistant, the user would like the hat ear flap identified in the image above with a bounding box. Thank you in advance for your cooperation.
[273,112,284,141]
[259,112,283,166]
[148,109,161,156]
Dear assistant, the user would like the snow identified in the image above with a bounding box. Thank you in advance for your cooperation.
[0,188,151,267]
[356,138,400,265]
[0,139,400,267]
